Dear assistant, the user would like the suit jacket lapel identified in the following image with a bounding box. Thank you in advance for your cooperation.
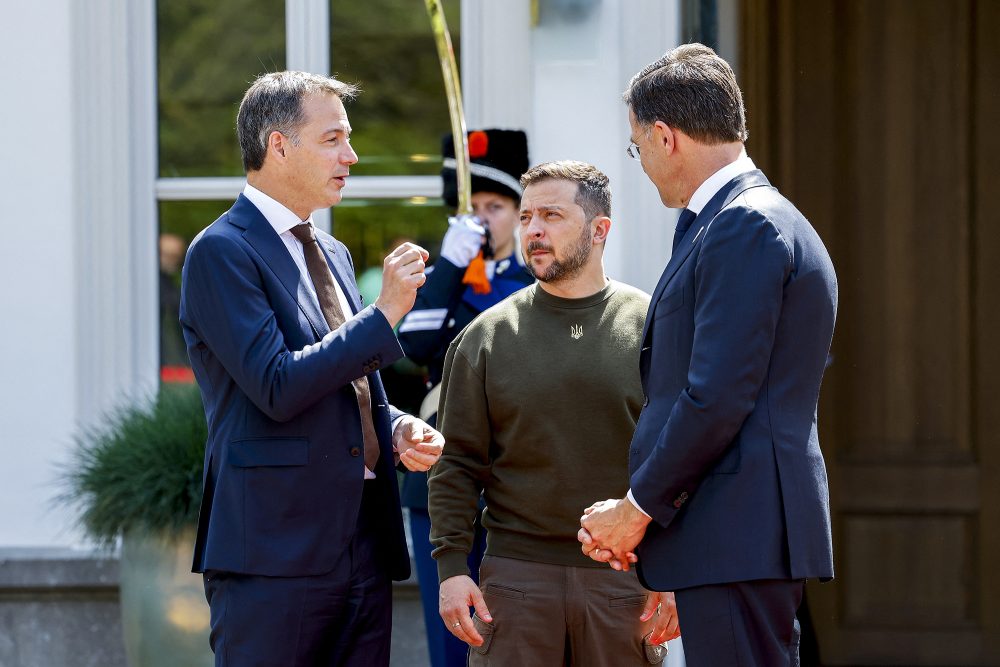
[641,170,773,345]
[232,195,329,339]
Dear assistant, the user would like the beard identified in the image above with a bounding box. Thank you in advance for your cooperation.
[523,222,593,284]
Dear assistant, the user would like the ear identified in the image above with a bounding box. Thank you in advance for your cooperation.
[652,120,676,155]
[267,130,289,162]
[592,216,611,245]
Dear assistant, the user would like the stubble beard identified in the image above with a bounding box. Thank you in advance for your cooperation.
[524,222,593,284]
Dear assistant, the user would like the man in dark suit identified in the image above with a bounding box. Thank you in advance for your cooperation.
[578,44,838,666]
[180,71,444,667]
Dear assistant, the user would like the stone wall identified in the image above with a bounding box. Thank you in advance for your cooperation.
[0,549,127,667]
[0,549,428,667]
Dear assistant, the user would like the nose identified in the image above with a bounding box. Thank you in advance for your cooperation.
[528,215,545,238]
[343,144,359,165]
[523,214,544,239]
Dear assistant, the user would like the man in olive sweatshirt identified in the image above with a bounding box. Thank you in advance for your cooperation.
[428,161,680,666]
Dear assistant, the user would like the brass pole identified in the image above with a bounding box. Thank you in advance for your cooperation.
[424,0,471,215]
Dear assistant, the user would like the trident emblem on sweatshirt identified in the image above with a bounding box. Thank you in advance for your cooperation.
[570,324,583,339]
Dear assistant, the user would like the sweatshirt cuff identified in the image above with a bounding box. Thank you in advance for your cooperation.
[436,549,472,583]
[626,489,652,518]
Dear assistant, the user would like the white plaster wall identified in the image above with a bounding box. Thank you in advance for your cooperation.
[0,0,81,546]
[529,0,682,293]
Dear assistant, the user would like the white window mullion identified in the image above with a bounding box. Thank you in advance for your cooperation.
[156,176,441,202]
[286,0,332,230]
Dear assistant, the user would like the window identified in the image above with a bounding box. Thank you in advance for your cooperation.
[156,0,460,383]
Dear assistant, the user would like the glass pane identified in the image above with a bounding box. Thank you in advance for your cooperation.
[332,198,448,280]
[331,0,460,176]
[158,200,232,380]
[157,198,448,380]
[157,0,285,177]
[333,198,449,414]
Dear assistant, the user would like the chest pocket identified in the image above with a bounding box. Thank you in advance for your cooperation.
[653,288,684,320]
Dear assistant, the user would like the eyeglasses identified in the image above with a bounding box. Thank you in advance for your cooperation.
[626,141,641,161]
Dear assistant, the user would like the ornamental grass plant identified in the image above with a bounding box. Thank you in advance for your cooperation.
[61,383,206,546]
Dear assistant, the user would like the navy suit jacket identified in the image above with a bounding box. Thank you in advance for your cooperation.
[630,170,837,592]
[180,194,410,579]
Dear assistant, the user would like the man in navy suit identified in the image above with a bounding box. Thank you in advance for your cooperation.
[578,44,838,666]
[180,71,444,667]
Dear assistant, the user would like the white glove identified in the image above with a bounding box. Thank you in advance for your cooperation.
[440,214,486,267]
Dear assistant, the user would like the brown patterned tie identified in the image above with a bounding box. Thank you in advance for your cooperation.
[290,223,380,471]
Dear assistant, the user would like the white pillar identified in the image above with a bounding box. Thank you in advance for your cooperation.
[0,0,158,546]
[287,0,333,232]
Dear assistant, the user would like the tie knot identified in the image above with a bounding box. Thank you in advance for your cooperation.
[290,223,317,244]
[676,208,697,235]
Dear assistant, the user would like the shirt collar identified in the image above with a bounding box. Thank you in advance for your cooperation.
[686,149,757,215]
[243,182,314,236]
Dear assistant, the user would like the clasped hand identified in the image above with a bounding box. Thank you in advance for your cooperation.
[392,415,443,472]
[577,498,651,572]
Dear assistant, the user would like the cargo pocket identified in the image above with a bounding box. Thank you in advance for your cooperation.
[470,613,495,655]
[484,583,526,600]
[609,593,647,608]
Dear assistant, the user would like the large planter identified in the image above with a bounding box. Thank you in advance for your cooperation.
[119,530,212,667]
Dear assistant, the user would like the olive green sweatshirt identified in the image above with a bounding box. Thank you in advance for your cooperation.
[428,280,651,582]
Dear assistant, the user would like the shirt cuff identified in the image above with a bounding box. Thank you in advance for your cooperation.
[626,489,651,519]
[391,415,406,439]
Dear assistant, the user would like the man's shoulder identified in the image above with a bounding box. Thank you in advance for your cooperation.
[720,179,805,230]
[188,206,243,253]
[453,286,534,349]
[609,280,652,307]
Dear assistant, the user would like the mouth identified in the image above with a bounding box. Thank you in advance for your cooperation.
[527,246,552,258]
[332,175,348,187]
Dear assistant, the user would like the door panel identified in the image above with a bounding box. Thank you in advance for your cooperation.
[741,0,999,663]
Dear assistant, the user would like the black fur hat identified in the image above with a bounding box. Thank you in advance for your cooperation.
[441,129,529,208]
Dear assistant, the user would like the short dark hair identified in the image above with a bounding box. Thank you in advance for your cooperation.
[623,43,747,144]
[519,160,611,221]
[237,71,359,172]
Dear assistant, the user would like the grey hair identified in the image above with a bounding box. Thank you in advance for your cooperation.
[237,71,359,172]
[520,160,611,221]
[623,43,747,144]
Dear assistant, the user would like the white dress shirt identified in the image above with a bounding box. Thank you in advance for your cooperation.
[626,151,758,518]
[685,150,757,215]
[243,183,382,479]
[242,183,354,319]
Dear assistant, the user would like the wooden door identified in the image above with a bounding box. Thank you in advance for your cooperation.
[741,1,1000,664]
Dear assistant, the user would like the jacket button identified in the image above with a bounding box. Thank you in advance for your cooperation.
[642,396,649,407]
[350,446,361,457]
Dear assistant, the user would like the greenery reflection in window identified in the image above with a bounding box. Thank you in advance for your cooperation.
[158,0,285,177]
[157,199,450,369]
[158,200,232,377]
[331,0,460,176]
[333,199,448,289]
